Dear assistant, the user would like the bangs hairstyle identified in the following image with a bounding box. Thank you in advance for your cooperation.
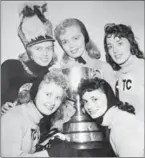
[78,77,119,109]
[54,18,101,63]
[104,23,144,71]
[54,18,89,46]
[30,69,69,102]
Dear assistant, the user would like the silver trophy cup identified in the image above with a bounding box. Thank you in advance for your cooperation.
[57,66,109,150]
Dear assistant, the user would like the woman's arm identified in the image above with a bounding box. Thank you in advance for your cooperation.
[1,60,25,105]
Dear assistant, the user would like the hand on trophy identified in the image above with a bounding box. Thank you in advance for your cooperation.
[62,100,76,123]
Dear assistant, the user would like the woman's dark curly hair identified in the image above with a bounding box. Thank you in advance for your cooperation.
[104,23,144,71]
[78,77,135,124]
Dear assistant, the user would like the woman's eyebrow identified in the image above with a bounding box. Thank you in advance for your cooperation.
[72,34,81,38]
[116,39,122,42]
[107,43,111,46]
[74,34,81,37]
[91,96,97,99]
[61,39,67,42]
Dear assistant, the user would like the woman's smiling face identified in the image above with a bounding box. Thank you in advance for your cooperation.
[35,82,64,116]
[82,89,107,119]
[27,41,54,67]
[106,35,132,65]
[59,25,86,58]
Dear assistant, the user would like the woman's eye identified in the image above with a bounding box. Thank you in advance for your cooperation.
[107,46,112,50]
[118,42,123,46]
[61,40,67,45]
[56,96,61,101]
[92,98,98,102]
[74,36,80,40]
[35,47,41,51]
[47,47,53,51]
[46,93,51,97]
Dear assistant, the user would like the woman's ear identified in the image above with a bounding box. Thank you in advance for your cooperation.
[82,107,86,114]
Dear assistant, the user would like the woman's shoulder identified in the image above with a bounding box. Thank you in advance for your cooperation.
[2,105,24,124]
[98,60,113,70]
[1,59,26,79]
[91,58,113,71]
[2,59,23,71]
[136,58,144,72]
[93,59,115,79]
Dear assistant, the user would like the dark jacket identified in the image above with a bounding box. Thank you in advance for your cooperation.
[1,53,49,105]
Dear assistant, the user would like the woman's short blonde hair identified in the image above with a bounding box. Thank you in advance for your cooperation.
[54,18,101,62]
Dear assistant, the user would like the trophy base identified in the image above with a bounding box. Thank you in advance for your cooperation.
[68,141,110,150]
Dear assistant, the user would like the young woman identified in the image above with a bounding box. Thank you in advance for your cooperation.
[1,70,69,157]
[54,18,115,89]
[78,77,144,157]
[1,3,56,110]
[104,23,144,122]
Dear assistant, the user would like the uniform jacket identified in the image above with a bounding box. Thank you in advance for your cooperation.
[102,106,144,157]
[1,101,49,157]
[115,56,144,122]
[1,53,49,105]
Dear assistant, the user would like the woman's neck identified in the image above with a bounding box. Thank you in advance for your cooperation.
[27,101,44,124]
[119,55,137,73]
[81,49,89,60]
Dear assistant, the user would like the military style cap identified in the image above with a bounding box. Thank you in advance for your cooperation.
[18,3,55,48]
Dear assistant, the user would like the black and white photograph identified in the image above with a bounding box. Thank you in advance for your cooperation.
[1,1,144,157]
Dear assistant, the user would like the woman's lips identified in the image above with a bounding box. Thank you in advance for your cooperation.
[89,109,99,115]
[114,54,122,60]
[45,104,54,110]
[71,48,79,54]
[40,57,49,62]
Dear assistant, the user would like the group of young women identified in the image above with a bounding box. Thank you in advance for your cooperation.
[1,2,144,157]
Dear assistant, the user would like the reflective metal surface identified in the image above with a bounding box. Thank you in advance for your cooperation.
[61,66,109,149]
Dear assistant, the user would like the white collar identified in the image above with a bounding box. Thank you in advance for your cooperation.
[101,106,119,128]
[118,55,138,74]
[26,101,43,124]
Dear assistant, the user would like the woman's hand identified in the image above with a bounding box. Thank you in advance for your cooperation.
[54,133,70,142]
[39,132,70,148]
[1,101,17,115]
[62,100,76,123]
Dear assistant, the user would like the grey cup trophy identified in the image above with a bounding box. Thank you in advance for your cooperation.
[60,66,109,150]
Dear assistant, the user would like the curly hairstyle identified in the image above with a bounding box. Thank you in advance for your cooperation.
[54,18,101,62]
[29,69,70,134]
[30,69,69,102]
[104,23,144,71]
[78,77,135,124]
